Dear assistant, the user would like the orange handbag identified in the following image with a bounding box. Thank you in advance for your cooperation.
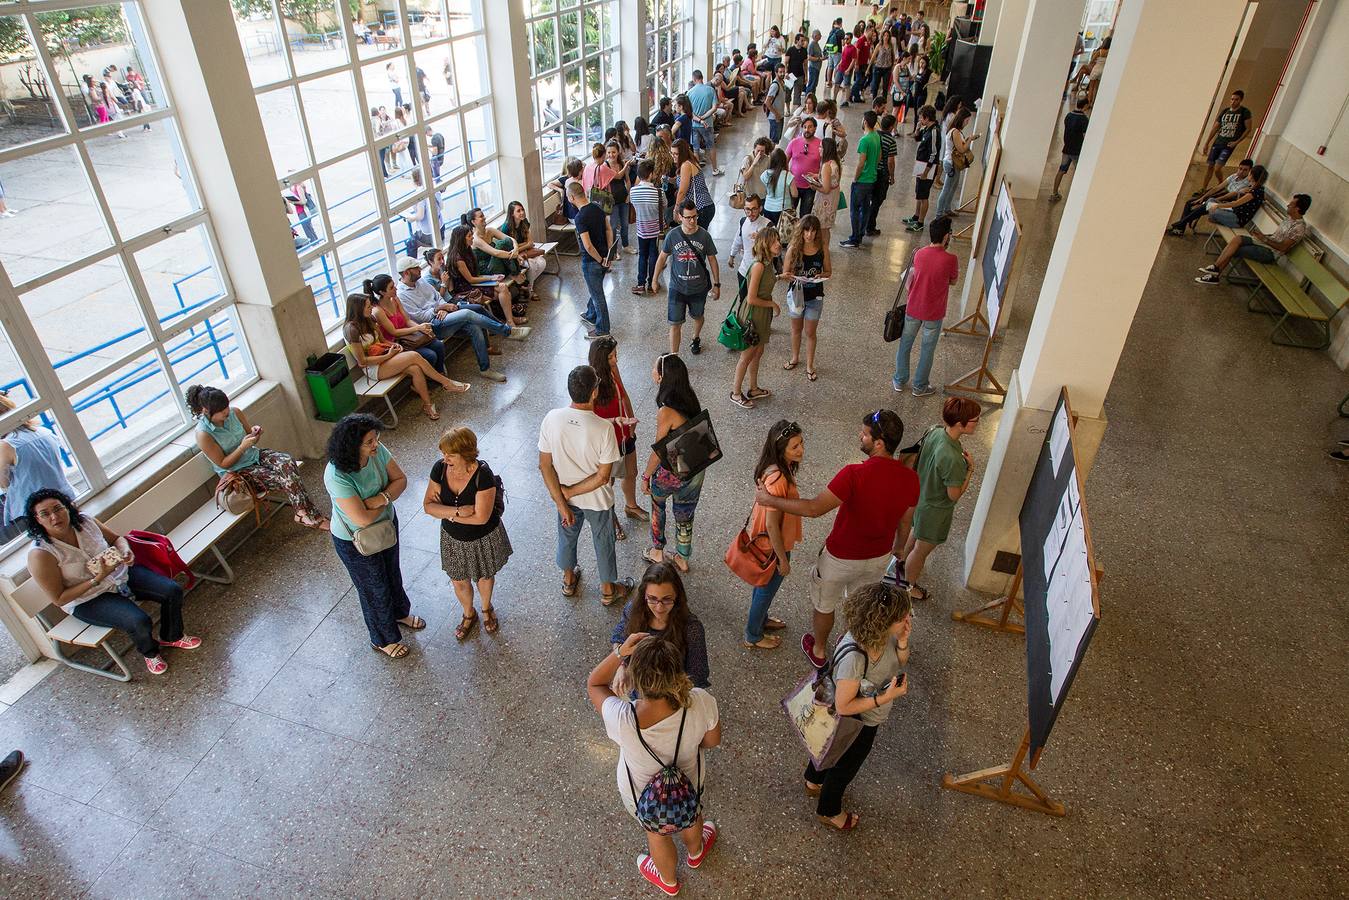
[724,511,776,586]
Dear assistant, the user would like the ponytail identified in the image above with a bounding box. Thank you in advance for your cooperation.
[185,384,229,419]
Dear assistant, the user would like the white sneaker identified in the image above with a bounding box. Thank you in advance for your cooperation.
[625,246,638,255]
[506,326,531,340]
[711,167,725,176]
[0,210,15,218]
[479,369,507,383]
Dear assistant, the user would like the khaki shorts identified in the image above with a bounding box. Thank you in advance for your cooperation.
[808,547,892,614]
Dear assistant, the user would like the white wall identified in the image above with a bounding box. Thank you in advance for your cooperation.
[1277,0,1349,178]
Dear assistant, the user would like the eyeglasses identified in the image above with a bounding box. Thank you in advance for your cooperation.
[778,421,801,440]
[645,595,676,607]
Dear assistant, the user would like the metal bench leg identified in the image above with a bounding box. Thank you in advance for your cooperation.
[195,544,236,585]
[1269,313,1329,350]
[47,638,132,682]
[384,395,399,428]
[1245,284,1278,315]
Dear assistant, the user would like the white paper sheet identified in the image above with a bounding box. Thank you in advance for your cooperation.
[1049,405,1071,477]
[1047,510,1093,704]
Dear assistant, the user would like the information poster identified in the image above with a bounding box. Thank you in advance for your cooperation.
[981,182,1018,337]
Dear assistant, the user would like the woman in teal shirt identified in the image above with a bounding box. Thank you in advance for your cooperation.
[324,413,423,659]
[187,385,327,530]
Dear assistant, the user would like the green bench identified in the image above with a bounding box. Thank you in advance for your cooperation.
[1242,243,1349,350]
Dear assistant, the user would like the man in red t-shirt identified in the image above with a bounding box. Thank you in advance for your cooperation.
[892,215,960,397]
[756,409,919,667]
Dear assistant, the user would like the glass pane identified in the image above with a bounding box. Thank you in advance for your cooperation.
[320,154,376,239]
[21,259,150,390]
[256,85,311,179]
[426,114,464,184]
[289,2,347,77]
[71,349,179,473]
[132,225,225,329]
[283,177,324,248]
[439,176,472,227]
[300,71,362,162]
[0,144,110,286]
[0,15,68,150]
[336,226,389,299]
[362,58,415,125]
[37,3,161,132]
[168,308,252,397]
[468,163,498,219]
[563,65,582,120]
[564,110,585,159]
[414,45,456,115]
[583,57,600,108]
[0,319,33,402]
[559,11,580,64]
[531,0,557,15]
[531,19,557,74]
[536,71,563,133]
[583,6,599,55]
[409,0,450,43]
[234,3,290,87]
[303,251,343,328]
[85,119,200,238]
[451,36,487,103]
[538,125,564,178]
[10,413,89,499]
[446,0,481,35]
[463,104,494,163]
[601,3,614,48]
[383,134,424,206]
[354,6,401,60]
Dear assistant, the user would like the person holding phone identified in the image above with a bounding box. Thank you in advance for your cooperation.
[187,384,328,530]
[805,582,912,831]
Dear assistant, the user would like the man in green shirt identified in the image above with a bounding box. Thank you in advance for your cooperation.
[841,110,881,248]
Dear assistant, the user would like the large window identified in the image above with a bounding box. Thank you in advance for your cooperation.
[0,1,254,496]
[233,0,499,330]
[527,0,620,180]
[645,0,692,107]
[713,1,740,64]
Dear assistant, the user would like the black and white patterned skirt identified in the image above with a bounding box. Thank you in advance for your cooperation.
[439,521,513,582]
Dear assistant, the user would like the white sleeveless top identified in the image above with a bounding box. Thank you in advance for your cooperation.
[32,517,129,612]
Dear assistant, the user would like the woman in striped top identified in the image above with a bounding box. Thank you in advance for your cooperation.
[630,159,664,296]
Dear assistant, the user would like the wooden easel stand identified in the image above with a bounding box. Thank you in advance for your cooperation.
[952,564,1025,633]
[941,729,1066,817]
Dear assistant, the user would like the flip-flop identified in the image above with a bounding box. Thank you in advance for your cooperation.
[742,635,782,650]
[807,370,818,382]
[783,360,799,370]
[561,567,582,597]
[804,780,822,797]
[625,505,650,521]
[643,548,666,565]
[371,642,410,658]
[746,387,772,400]
[764,617,787,631]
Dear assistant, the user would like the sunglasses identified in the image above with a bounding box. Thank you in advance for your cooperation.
[778,421,802,440]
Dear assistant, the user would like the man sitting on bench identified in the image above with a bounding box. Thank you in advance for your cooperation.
[1167,158,1254,235]
[1196,193,1311,285]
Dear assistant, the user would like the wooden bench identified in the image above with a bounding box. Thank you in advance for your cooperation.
[1242,243,1349,350]
[1202,203,1279,257]
[7,453,290,680]
[344,348,408,428]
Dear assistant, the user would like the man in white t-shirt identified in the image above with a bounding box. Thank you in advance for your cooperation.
[539,365,635,606]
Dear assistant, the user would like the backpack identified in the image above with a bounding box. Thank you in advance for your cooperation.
[625,703,702,834]
[125,530,197,590]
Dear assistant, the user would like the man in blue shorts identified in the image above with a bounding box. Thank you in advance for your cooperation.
[651,200,722,356]
[687,70,724,176]
[1198,90,1251,193]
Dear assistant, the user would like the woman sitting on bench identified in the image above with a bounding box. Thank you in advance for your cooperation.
[26,489,200,676]
[186,384,329,530]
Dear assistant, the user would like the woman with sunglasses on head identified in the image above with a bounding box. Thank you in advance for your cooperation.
[641,354,704,572]
[343,292,468,422]
[610,561,710,689]
[743,420,804,650]
[590,336,647,540]
[26,489,199,676]
[503,201,547,298]
[781,214,831,380]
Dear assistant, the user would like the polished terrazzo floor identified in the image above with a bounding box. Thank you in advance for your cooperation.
[0,99,1346,899]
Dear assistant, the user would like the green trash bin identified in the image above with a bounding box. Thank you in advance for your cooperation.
[305,352,357,422]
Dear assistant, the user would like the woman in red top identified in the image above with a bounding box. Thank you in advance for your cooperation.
[589,336,647,540]
[365,274,444,374]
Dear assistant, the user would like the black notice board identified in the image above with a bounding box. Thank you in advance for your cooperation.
[1019,389,1101,757]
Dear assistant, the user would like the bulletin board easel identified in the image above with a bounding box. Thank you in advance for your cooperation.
[952,96,1002,234]
[945,179,1020,401]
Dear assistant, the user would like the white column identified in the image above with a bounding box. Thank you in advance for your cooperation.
[996,0,1085,200]
[485,0,544,228]
[693,0,715,77]
[961,0,1250,592]
[146,0,328,456]
[621,0,650,120]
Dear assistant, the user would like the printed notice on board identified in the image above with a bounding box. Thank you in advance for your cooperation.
[1049,405,1071,477]
[1046,509,1093,704]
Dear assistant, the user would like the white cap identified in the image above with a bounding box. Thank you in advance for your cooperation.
[395,255,422,274]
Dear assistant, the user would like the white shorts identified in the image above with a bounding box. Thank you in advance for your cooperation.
[808,546,892,614]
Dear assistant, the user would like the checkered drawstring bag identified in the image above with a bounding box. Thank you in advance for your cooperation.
[625,703,703,835]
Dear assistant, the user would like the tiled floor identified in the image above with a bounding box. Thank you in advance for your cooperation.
[1,99,1345,899]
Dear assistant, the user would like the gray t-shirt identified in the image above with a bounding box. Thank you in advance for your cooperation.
[661,226,717,295]
[833,631,903,726]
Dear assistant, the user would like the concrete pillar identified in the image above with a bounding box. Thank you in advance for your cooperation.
[620,0,650,120]
[693,0,715,77]
[996,0,1085,200]
[961,0,1250,593]
[145,0,328,457]
[485,0,544,228]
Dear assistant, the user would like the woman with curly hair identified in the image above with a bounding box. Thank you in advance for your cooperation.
[610,561,710,689]
[804,581,912,831]
[324,413,423,659]
[26,489,199,675]
[588,633,721,894]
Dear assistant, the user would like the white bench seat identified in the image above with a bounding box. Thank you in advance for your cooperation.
[344,348,407,427]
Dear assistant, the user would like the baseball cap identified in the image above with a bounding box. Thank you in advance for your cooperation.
[395,255,422,274]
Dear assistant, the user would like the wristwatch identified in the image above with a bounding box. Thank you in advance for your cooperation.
[713,282,721,287]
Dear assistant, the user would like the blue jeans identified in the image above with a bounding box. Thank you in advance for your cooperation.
[429,305,508,371]
[71,564,185,657]
[610,201,630,248]
[1208,208,1240,227]
[893,315,943,391]
[806,62,821,96]
[768,117,783,144]
[851,67,868,102]
[848,181,875,244]
[557,505,618,584]
[745,551,789,643]
[934,161,959,218]
[636,235,660,287]
[580,257,611,334]
[332,529,412,648]
[412,339,446,374]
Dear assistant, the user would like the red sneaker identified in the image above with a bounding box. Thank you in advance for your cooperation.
[145,656,168,675]
[801,633,825,669]
[636,853,679,895]
[160,636,201,650]
[686,820,718,868]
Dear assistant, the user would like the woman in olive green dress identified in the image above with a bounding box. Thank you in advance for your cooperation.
[730,227,782,409]
[902,397,981,601]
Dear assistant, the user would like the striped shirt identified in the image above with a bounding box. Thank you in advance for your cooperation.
[630,181,663,239]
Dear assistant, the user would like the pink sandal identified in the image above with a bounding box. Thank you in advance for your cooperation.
[160,636,202,650]
[145,656,169,675]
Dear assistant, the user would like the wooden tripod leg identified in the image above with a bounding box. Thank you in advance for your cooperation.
[941,730,1066,817]
[952,565,1026,633]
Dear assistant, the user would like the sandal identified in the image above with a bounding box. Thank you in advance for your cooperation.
[422,404,441,421]
[454,611,478,642]
[625,505,650,521]
[397,615,426,630]
[764,616,787,631]
[818,812,860,831]
[295,512,330,531]
[746,387,772,400]
[804,780,821,797]
[742,635,782,650]
[442,380,471,394]
[614,519,627,541]
[908,583,931,602]
[668,553,689,574]
[372,642,410,659]
[783,359,799,370]
[643,548,666,566]
[561,567,582,597]
[730,392,755,409]
[601,577,635,608]
[482,607,499,635]
[807,369,818,382]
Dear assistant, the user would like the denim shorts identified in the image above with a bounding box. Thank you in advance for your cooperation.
[1207,143,1236,165]
[1208,208,1241,228]
[668,289,708,324]
[789,296,824,320]
[1058,153,1078,173]
[692,124,713,151]
[1234,236,1276,264]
